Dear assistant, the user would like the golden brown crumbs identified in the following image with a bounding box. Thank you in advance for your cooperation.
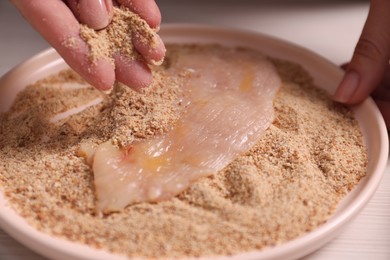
[79,6,159,65]
[0,44,367,259]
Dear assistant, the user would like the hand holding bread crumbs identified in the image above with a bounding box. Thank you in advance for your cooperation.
[11,0,165,91]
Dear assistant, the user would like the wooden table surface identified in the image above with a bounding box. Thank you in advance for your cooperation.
[1,1,389,259]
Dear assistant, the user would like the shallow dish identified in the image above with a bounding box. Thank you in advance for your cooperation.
[0,24,388,260]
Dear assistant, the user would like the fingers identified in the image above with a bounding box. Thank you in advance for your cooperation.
[66,0,113,30]
[67,0,164,88]
[11,0,115,90]
[334,0,390,104]
[132,32,166,65]
[11,0,164,91]
[117,0,161,29]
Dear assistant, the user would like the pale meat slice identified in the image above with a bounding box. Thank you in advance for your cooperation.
[80,46,281,212]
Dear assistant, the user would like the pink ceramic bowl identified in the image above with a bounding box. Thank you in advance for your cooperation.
[0,25,388,260]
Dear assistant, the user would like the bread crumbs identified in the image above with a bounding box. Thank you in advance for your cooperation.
[0,44,367,259]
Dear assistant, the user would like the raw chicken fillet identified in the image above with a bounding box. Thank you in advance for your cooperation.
[80,46,281,212]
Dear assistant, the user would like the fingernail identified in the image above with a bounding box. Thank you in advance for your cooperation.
[334,70,360,103]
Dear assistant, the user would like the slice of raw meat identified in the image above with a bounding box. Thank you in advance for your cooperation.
[80,46,281,212]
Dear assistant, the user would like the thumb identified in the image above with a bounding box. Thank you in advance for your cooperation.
[334,0,390,104]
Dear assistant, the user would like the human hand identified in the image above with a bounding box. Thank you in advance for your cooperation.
[11,0,166,91]
[333,0,390,128]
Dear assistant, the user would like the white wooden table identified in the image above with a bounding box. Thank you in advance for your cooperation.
[1,1,389,259]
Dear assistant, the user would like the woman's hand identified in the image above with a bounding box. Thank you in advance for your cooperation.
[11,0,165,91]
[333,0,390,127]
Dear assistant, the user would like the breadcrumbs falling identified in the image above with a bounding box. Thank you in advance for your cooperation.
[0,45,367,259]
[79,6,159,64]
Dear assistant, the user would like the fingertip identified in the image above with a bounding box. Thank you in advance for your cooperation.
[68,59,115,91]
[83,59,116,91]
[114,54,152,91]
[333,70,360,104]
[133,34,166,65]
